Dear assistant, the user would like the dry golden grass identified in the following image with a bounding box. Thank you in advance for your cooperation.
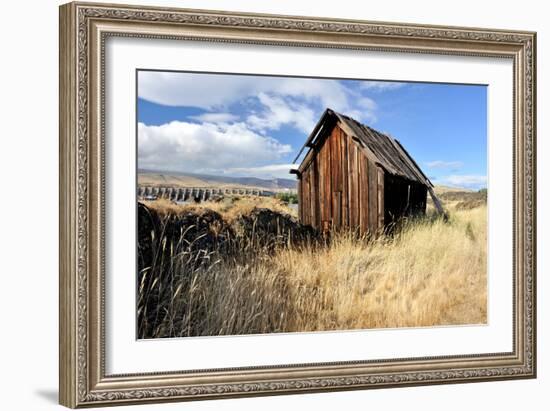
[143,196,298,220]
[138,194,487,338]
[272,206,487,330]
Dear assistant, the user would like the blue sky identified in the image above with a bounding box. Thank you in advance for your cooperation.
[137,70,487,190]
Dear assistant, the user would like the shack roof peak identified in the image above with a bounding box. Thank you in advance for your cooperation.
[295,109,433,187]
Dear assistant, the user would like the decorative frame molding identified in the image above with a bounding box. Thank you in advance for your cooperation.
[59,2,536,408]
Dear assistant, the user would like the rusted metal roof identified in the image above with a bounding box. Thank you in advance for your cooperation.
[295,108,433,188]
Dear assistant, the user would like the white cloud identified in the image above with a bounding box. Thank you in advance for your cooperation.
[275,78,367,114]
[138,71,265,109]
[356,96,377,111]
[226,164,296,180]
[247,93,317,133]
[425,160,464,169]
[138,121,291,173]
[359,81,405,91]
[138,71,379,131]
[434,174,487,190]
[189,112,239,123]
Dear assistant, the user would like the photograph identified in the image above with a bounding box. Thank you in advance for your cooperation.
[136,70,488,339]
[57,3,536,406]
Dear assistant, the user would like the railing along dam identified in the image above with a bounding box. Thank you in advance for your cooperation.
[137,186,275,202]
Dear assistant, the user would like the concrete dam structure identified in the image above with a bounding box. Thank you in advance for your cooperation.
[137,186,275,202]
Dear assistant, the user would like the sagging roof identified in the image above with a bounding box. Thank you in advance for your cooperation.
[293,108,433,188]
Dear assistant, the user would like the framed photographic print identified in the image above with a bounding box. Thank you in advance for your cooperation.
[59,1,537,408]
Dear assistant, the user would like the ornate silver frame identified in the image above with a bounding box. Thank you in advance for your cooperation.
[59,2,536,408]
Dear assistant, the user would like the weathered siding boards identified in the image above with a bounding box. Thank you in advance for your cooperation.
[319,161,324,228]
[330,127,339,192]
[323,139,331,229]
[356,143,363,228]
[330,127,341,227]
[326,131,333,228]
[315,145,323,228]
[348,142,359,228]
[315,157,322,228]
[377,168,385,230]
[300,171,310,224]
[299,171,304,223]
[300,168,307,224]
[359,153,369,234]
[368,159,379,234]
[301,169,309,225]
[320,136,326,228]
[310,156,318,228]
[320,136,332,231]
[340,127,349,228]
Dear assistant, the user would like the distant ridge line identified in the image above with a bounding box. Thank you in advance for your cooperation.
[138,169,297,191]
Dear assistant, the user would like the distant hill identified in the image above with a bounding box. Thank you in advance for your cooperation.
[433,185,475,195]
[429,185,487,210]
[138,169,297,191]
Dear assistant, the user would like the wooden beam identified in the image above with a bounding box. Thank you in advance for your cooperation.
[428,186,448,220]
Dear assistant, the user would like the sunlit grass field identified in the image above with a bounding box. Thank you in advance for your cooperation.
[137,193,487,339]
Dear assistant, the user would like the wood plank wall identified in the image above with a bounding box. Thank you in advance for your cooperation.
[298,125,384,235]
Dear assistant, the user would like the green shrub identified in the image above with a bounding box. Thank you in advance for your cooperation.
[276,192,298,204]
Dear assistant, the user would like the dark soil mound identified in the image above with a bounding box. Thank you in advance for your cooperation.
[233,208,318,249]
[138,202,234,271]
[162,209,233,254]
[138,203,319,268]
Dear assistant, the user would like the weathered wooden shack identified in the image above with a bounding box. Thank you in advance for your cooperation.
[291,108,444,234]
